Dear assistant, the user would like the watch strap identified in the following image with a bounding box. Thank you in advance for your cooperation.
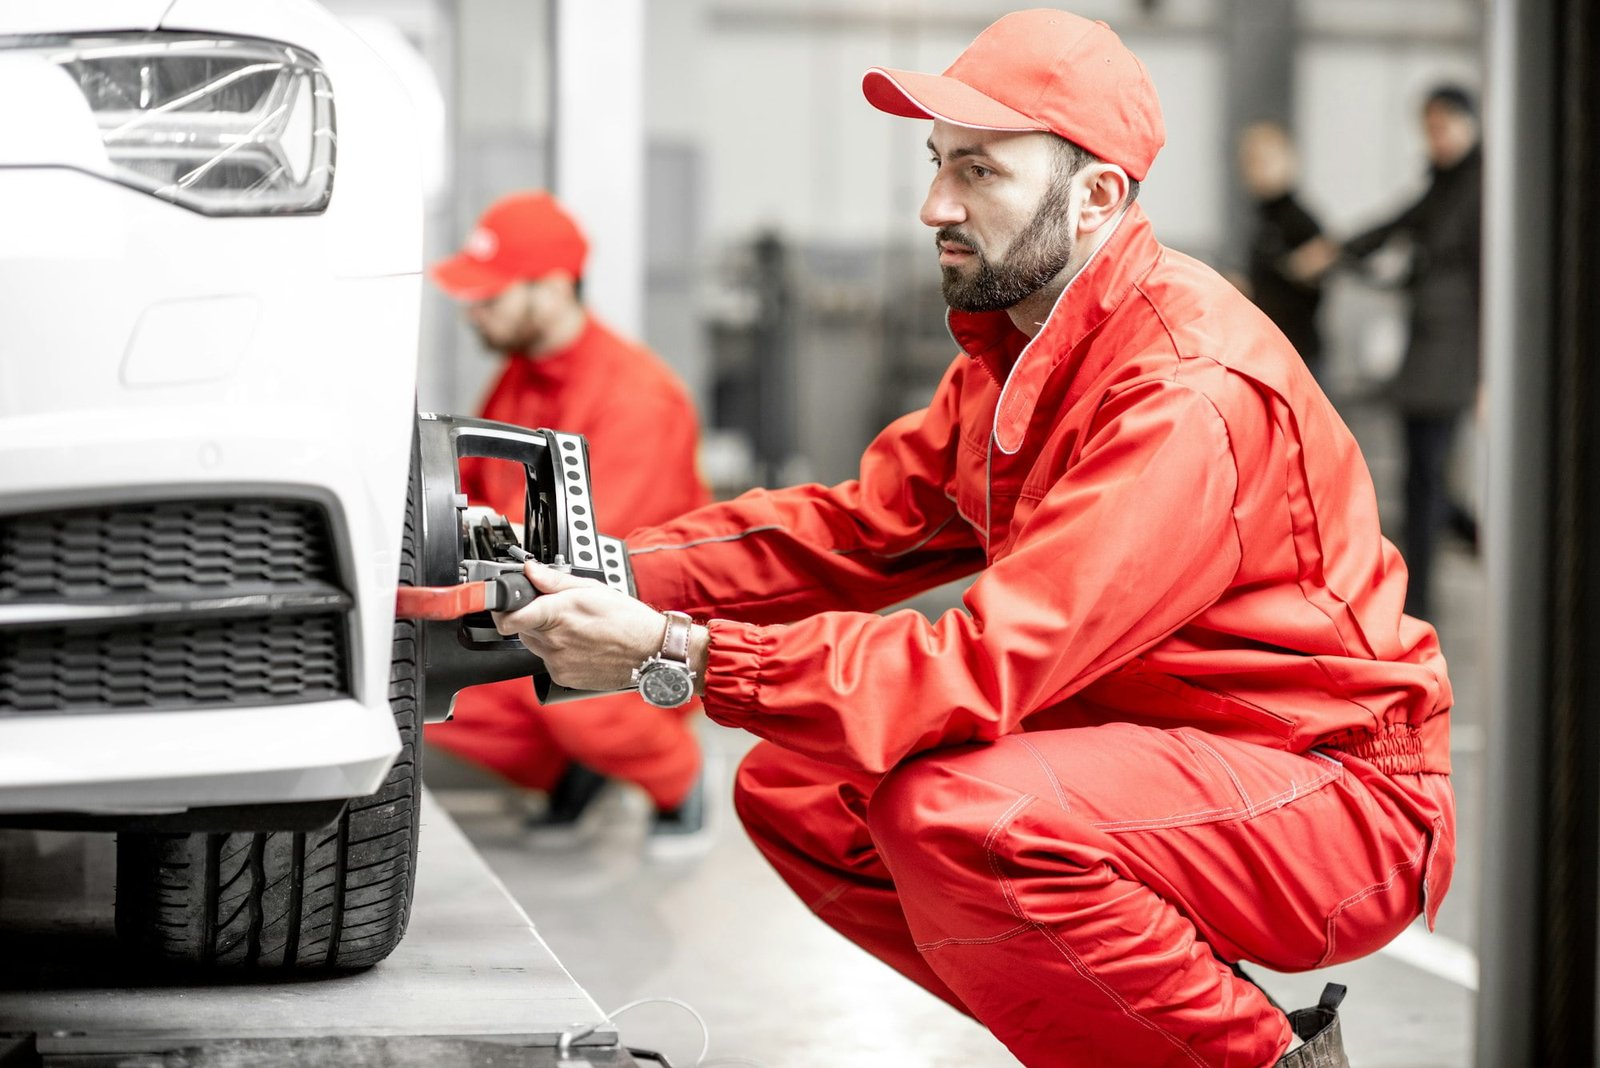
[659,610,693,665]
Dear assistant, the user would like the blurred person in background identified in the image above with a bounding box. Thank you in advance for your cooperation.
[426,190,714,851]
[1237,121,1328,379]
[1293,85,1483,620]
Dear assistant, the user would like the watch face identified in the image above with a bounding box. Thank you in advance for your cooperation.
[639,662,693,708]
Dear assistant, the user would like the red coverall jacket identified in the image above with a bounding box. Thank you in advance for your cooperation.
[463,315,709,533]
[629,204,1451,780]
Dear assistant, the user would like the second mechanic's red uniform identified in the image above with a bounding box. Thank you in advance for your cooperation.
[628,205,1455,1066]
[427,315,710,809]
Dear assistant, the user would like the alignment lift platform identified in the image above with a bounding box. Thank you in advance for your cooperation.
[0,793,647,1067]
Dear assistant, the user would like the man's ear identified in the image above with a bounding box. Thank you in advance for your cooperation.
[1077,163,1131,235]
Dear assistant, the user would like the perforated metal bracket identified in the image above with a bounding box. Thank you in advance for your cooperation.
[411,414,638,719]
[543,430,606,577]
[595,534,634,595]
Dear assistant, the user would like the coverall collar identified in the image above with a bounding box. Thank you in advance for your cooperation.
[947,203,1162,454]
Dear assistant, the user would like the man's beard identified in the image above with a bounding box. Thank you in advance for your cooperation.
[474,326,505,354]
[939,190,1075,313]
[475,322,537,355]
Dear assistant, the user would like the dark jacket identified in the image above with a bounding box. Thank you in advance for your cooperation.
[1345,145,1483,415]
[1248,192,1326,367]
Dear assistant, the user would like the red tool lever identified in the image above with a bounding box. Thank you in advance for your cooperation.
[395,572,537,621]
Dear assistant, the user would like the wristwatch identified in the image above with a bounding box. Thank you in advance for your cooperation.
[633,610,696,709]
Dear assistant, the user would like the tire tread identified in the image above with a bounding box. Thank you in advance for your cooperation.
[113,438,426,974]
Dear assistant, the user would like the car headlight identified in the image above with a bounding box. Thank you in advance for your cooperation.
[6,33,335,216]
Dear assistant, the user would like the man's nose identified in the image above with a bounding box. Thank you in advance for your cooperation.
[920,173,966,229]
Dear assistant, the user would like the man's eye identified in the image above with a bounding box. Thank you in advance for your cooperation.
[970,165,992,179]
[929,156,941,168]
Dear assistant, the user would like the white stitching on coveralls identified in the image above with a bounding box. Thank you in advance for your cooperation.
[1318,827,1429,967]
[1090,765,1340,832]
[915,922,1035,951]
[629,525,786,555]
[1017,736,1071,811]
[983,794,1036,919]
[943,490,987,540]
[1187,734,1254,810]
[978,793,1210,1068]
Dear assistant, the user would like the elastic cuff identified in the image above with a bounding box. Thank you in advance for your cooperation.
[701,618,772,728]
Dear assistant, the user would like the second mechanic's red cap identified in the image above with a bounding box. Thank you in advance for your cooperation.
[861,9,1165,181]
[430,190,589,301]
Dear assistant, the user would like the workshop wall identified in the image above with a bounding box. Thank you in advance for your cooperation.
[324,0,1481,489]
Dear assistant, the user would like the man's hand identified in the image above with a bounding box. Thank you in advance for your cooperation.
[1285,236,1340,284]
[491,561,675,693]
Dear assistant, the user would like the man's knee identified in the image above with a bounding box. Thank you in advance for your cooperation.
[867,742,1108,889]
[865,748,942,850]
[867,746,1029,882]
[730,740,788,836]
[731,740,871,844]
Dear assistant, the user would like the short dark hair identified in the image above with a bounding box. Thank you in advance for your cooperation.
[1425,84,1476,119]
[1051,136,1141,207]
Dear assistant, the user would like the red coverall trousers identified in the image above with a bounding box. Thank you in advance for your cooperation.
[435,680,699,809]
[735,721,1455,1068]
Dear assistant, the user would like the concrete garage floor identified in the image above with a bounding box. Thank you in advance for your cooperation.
[427,394,1485,1068]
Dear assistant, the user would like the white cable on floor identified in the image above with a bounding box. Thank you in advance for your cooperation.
[558,995,715,1064]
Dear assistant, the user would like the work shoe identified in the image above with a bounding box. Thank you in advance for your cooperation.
[1275,983,1351,1068]
[646,765,715,860]
[524,762,608,830]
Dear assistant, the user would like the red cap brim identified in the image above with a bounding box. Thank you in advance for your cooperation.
[862,67,1044,132]
[429,254,515,302]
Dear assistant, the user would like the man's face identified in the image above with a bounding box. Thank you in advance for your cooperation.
[921,122,1077,313]
[465,276,566,354]
[1423,102,1477,169]
[1238,123,1296,200]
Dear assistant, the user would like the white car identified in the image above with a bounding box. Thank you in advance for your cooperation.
[0,0,426,970]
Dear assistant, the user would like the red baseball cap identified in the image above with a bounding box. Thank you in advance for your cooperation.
[862,9,1165,181]
[430,190,589,301]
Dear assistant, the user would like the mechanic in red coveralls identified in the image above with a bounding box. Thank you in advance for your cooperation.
[426,191,714,848]
[492,13,1455,1066]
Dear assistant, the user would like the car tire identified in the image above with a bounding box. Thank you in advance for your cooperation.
[113,442,425,972]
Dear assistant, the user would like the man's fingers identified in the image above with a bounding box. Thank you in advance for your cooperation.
[523,561,605,594]
[489,565,602,634]
[492,591,563,635]
[482,570,663,693]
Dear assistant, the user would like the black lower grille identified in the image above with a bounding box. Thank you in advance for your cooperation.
[0,496,354,714]
[0,499,339,599]
[0,614,348,713]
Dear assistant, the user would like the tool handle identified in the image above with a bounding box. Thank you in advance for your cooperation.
[396,572,536,620]
[487,572,537,612]
[396,583,486,620]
